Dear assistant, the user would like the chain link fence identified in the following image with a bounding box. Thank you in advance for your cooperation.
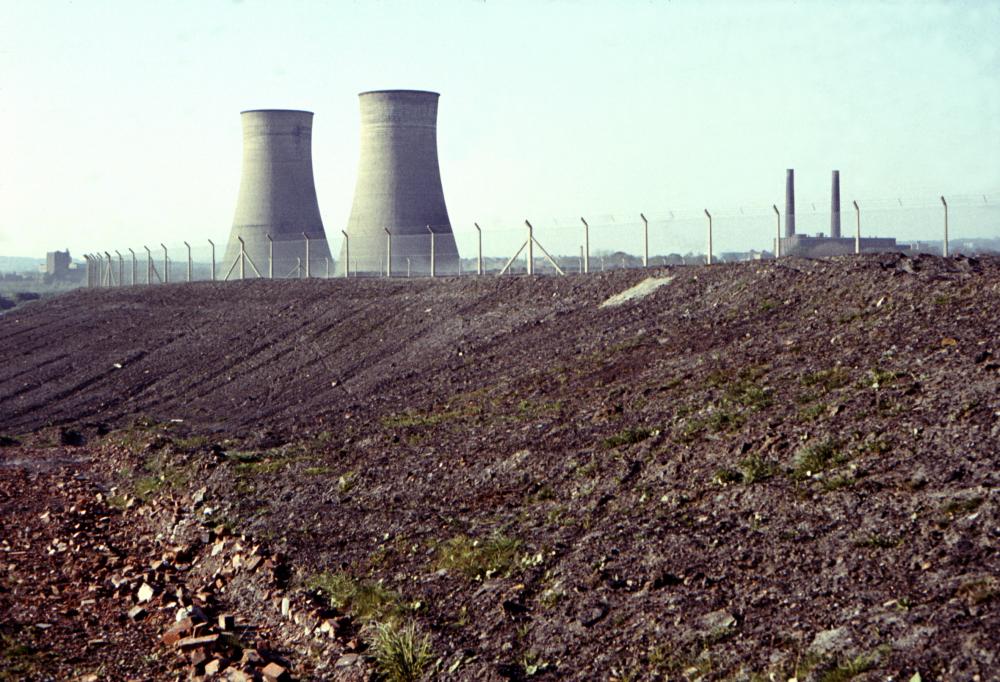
[83,194,999,287]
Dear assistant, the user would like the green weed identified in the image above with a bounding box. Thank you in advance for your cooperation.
[792,439,846,480]
[371,620,433,682]
[306,571,402,622]
[435,533,523,581]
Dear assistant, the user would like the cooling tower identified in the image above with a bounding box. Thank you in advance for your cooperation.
[830,170,842,239]
[785,169,796,237]
[336,90,460,276]
[223,109,332,278]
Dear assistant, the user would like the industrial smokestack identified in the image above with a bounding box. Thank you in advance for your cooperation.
[223,109,331,278]
[830,170,842,239]
[337,90,460,276]
[785,169,796,238]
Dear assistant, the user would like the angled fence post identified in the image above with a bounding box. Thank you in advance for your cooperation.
[940,195,949,257]
[385,228,392,277]
[853,200,861,254]
[407,257,411,278]
[427,225,436,277]
[239,237,246,280]
[640,213,649,267]
[161,244,169,283]
[303,232,311,278]
[115,251,124,287]
[145,246,153,284]
[580,217,590,274]
[474,223,483,275]
[704,210,713,265]
[208,239,216,281]
[773,204,781,258]
[325,257,330,279]
[266,234,273,279]
[525,220,534,275]
[129,248,137,285]
[184,241,192,282]
[341,231,349,278]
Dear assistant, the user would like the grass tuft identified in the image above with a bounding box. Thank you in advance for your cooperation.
[435,533,523,581]
[371,620,433,682]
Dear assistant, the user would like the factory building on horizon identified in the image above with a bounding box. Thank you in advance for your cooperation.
[779,169,906,257]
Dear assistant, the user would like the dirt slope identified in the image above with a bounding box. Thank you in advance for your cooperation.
[1,253,998,681]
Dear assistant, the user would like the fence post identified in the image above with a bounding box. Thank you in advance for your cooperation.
[772,204,781,258]
[579,245,584,273]
[341,231,350,278]
[184,241,192,282]
[940,195,949,257]
[115,251,124,286]
[427,225,436,277]
[145,246,152,284]
[704,209,713,265]
[580,217,590,274]
[266,234,273,279]
[853,200,861,254]
[407,257,411,278]
[525,220,534,275]
[128,248,136,285]
[385,228,392,277]
[303,232,310,278]
[208,239,216,281]
[239,237,246,280]
[161,244,169,283]
[474,222,483,275]
[325,257,330,278]
[640,213,649,267]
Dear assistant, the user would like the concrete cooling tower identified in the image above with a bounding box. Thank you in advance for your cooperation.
[223,109,332,278]
[336,90,460,276]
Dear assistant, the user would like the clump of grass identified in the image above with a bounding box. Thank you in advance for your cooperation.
[817,653,877,682]
[854,533,900,549]
[798,402,829,422]
[941,496,984,517]
[602,427,653,450]
[792,439,846,480]
[435,533,523,581]
[371,620,433,682]
[801,367,851,393]
[739,454,776,484]
[133,476,164,501]
[864,368,898,389]
[306,571,401,622]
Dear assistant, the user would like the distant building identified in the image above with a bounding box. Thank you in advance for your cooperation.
[46,250,72,278]
[779,234,905,258]
[779,170,906,258]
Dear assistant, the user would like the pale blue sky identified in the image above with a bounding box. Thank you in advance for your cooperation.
[1,0,998,258]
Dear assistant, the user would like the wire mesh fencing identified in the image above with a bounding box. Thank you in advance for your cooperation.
[82,194,1000,287]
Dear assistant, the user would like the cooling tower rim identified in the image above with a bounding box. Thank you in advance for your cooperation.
[358,89,440,98]
[240,109,314,115]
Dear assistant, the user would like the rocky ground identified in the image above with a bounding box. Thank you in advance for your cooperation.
[1,253,998,681]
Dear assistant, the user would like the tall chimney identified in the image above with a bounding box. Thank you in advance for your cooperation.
[223,110,331,277]
[830,170,842,239]
[785,169,796,237]
[337,90,460,276]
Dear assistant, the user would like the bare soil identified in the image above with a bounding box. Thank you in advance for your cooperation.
[1,253,998,681]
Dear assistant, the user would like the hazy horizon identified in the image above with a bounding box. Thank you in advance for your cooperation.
[2,0,998,260]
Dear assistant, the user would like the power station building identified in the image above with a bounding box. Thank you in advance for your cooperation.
[336,90,460,276]
[223,109,332,278]
[779,169,904,257]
